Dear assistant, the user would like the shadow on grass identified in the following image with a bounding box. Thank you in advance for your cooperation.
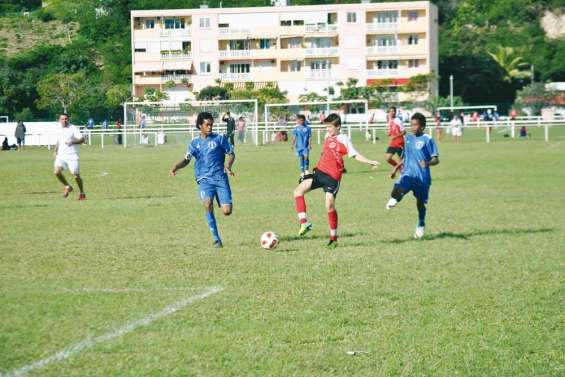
[0,203,49,209]
[280,232,360,242]
[110,194,175,200]
[380,227,556,244]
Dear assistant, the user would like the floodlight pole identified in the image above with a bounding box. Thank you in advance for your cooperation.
[449,75,454,111]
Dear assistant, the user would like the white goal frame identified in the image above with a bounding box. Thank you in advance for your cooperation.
[0,116,8,124]
[264,100,369,142]
[123,99,259,148]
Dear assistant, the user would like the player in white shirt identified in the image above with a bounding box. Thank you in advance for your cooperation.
[54,113,86,200]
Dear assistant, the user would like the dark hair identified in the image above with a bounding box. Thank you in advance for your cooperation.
[323,113,341,127]
[389,106,397,112]
[296,114,306,122]
[411,112,426,129]
[60,113,69,118]
[196,112,214,129]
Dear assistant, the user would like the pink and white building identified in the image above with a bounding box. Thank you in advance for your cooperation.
[130,1,438,102]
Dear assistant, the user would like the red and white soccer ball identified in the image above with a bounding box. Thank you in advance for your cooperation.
[260,231,279,250]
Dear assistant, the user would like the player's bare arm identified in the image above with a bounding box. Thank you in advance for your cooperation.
[353,153,380,167]
[67,136,85,146]
[419,156,439,168]
[169,156,190,176]
[225,152,235,176]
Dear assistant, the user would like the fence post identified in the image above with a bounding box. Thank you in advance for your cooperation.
[317,129,321,144]
[88,130,92,145]
[544,122,549,142]
[372,129,376,144]
[101,132,104,149]
[486,125,490,143]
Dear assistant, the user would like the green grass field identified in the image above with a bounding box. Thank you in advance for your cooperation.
[1,128,564,376]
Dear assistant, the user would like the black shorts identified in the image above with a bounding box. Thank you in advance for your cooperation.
[310,169,340,197]
[16,137,24,145]
[386,146,403,157]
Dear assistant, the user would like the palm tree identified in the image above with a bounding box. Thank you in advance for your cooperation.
[487,46,531,83]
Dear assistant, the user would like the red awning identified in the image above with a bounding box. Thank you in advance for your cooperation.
[367,78,410,86]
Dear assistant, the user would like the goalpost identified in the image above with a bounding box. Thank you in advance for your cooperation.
[264,100,369,144]
[122,99,259,148]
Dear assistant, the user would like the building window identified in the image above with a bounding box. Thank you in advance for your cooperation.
[229,63,250,73]
[408,35,419,45]
[134,48,146,53]
[377,36,396,46]
[259,39,271,49]
[408,10,419,21]
[293,20,304,26]
[145,19,155,29]
[310,60,331,71]
[280,20,292,26]
[376,11,398,24]
[377,60,398,69]
[200,62,211,73]
[290,61,302,72]
[229,40,250,50]
[288,38,302,49]
[347,12,357,23]
[164,18,185,29]
[408,59,420,68]
[199,18,210,28]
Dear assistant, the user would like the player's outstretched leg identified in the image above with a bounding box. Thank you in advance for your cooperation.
[325,192,338,249]
[74,174,86,200]
[55,167,72,198]
[386,184,406,209]
[414,199,426,239]
[203,199,222,247]
[294,178,313,236]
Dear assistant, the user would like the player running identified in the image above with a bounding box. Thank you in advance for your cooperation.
[385,106,406,178]
[169,112,235,248]
[291,114,312,176]
[54,113,86,200]
[293,114,380,249]
[386,113,439,239]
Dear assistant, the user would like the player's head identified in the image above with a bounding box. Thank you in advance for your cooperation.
[323,113,341,137]
[296,114,306,125]
[388,106,397,118]
[59,113,69,126]
[410,112,426,135]
[196,112,214,135]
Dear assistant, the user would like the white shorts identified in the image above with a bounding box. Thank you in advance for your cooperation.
[452,127,462,136]
[54,158,80,175]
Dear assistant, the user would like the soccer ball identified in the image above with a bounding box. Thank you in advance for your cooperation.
[260,231,279,250]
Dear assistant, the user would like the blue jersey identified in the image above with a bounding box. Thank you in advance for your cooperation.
[401,133,438,186]
[187,133,234,183]
[293,125,311,150]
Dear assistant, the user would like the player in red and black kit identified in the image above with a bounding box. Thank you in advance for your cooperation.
[293,114,380,249]
[385,106,406,178]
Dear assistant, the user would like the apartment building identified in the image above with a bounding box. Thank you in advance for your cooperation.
[131,1,438,102]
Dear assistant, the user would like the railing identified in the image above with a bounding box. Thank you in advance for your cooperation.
[366,22,399,31]
[218,27,251,35]
[304,24,338,33]
[160,28,191,37]
[367,69,399,77]
[307,69,333,79]
[366,45,398,55]
[219,50,252,58]
[219,72,251,81]
[304,47,338,57]
[161,74,191,83]
[160,51,192,59]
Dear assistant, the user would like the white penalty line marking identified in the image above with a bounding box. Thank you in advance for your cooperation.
[1,286,223,377]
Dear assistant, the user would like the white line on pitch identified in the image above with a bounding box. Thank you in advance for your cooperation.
[0,286,223,377]
[0,287,200,295]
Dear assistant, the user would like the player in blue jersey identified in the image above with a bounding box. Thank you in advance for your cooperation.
[291,114,312,176]
[386,113,439,239]
[169,112,235,248]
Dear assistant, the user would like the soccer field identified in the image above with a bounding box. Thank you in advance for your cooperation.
[1,130,564,376]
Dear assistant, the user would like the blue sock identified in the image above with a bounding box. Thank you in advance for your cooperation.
[299,157,304,172]
[205,212,221,242]
[304,158,309,171]
[417,202,426,227]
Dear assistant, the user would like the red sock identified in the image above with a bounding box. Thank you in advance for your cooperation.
[387,158,398,167]
[328,210,338,241]
[295,196,307,224]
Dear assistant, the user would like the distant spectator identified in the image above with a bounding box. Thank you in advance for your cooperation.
[471,111,480,122]
[139,115,146,129]
[236,116,246,144]
[115,119,123,145]
[15,120,26,151]
[87,117,95,129]
[102,119,108,129]
[520,126,529,138]
[510,108,518,120]
[434,111,442,142]
[222,111,236,146]
[450,113,462,144]
[319,111,326,123]
[2,137,17,151]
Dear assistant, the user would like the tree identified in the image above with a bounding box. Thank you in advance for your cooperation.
[514,82,557,116]
[36,72,86,113]
[142,87,169,102]
[487,46,531,83]
[197,86,229,100]
[298,92,327,103]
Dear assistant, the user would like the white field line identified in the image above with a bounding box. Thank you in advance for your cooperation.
[0,287,199,295]
[0,286,223,377]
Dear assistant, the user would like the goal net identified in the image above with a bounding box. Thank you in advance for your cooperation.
[264,100,369,144]
[122,100,258,148]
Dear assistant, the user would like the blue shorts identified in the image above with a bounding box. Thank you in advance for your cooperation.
[198,178,232,206]
[296,149,309,158]
[396,176,430,204]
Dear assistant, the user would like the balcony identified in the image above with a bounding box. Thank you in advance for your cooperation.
[307,69,334,79]
[304,24,338,34]
[219,72,251,81]
[219,27,252,37]
[304,47,338,57]
[219,50,252,59]
[367,69,398,78]
[366,45,399,55]
[160,28,191,37]
[161,74,191,83]
[366,22,399,32]
[161,51,192,59]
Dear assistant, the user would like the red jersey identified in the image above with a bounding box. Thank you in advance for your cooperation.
[316,134,358,181]
[387,117,405,148]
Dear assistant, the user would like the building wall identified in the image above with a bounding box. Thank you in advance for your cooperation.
[131,1,438,103]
